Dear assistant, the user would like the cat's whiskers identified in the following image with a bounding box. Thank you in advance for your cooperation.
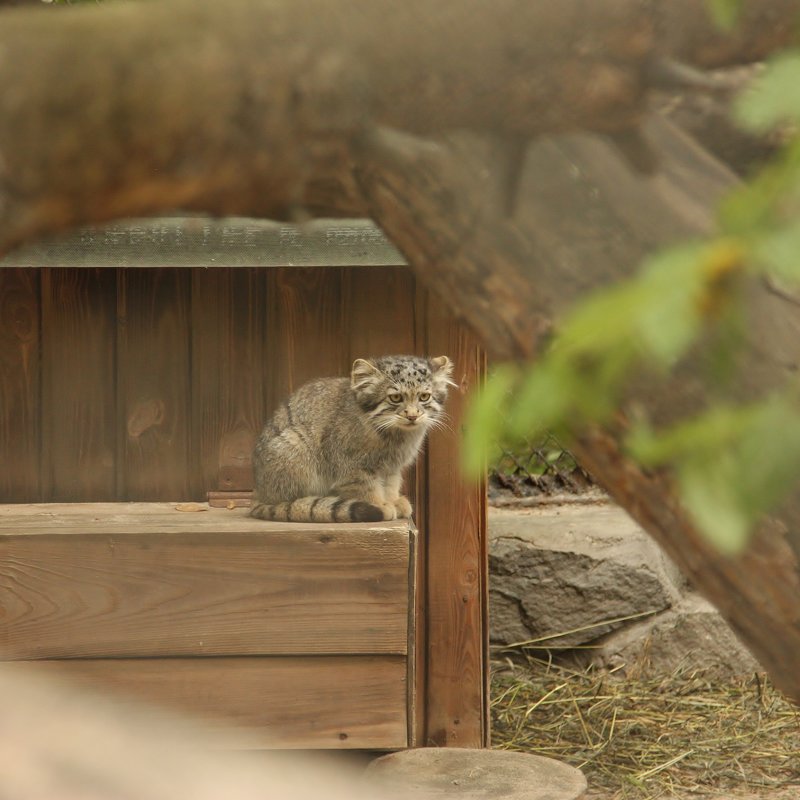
[373,417,399,434]
[426,413,455,435]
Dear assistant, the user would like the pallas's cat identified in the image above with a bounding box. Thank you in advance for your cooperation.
[250,355,453,523]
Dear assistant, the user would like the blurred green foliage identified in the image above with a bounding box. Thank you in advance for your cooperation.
[708,0,744,30]
[467,49,800,555]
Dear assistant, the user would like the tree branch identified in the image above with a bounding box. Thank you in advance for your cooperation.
[353,118,800,703]
[2,0,799,251]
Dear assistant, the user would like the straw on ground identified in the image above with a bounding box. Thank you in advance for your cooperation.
[491,654,800,799]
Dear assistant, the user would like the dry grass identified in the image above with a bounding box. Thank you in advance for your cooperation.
[491,655,800,799]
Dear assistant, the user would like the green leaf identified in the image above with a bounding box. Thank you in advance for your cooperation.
[717,140,800,236]
[678,457,752,556]
[634,244,707,365]
[708,0,743,30]
[736,395,800,513]
[556,284,642,359]
[506,362,574,439]
[735,52,800,133]
[753,224,800,282]
[627,403,753,466]
[463,364,519,477]
[630,393,800,554]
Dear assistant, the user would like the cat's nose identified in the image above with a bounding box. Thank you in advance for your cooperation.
[405,410,421,422]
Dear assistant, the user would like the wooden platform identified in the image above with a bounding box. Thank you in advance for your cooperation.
[0,503,415,749]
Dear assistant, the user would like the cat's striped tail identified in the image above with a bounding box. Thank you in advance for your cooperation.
[250,495,386,523]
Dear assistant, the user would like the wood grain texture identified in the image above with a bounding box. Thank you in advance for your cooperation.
[346,266,416,359]
[20,655,408,749]
[117,269,191,499]
[412,284,430,748]
[40,269,117,500]
[420,302,488,748]
[191,269,269,495]
[0,503,411,659]
[0,269,40,501]
[266,267,350,403]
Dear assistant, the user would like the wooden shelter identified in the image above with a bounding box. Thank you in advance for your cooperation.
[0,218,487,749]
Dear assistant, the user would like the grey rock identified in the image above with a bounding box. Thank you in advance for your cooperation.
[489,504,683,648]
[587,593,762,677]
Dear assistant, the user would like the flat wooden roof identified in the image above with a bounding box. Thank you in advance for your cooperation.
[0,217,407,268]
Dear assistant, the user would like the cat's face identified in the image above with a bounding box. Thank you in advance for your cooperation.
[351,355,454,435]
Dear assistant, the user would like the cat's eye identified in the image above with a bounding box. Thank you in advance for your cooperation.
[388,392,403,404]
[418,392,431,402]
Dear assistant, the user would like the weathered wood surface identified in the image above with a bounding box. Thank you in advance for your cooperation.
[420,302,488,747]
[118,268,192,499]
[0,503,411,659]
[191,268,269,494]
[21,655,408,749]
[40,269,117,501]
[1,217,406,269]
[0,269,40,499]
[267,266,351,397]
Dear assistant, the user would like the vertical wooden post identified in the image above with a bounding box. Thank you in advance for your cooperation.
[418,289,488,747]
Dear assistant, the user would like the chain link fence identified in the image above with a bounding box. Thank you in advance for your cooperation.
[488,433,599,503]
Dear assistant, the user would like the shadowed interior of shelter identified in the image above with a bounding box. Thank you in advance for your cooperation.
[1,264,434,503]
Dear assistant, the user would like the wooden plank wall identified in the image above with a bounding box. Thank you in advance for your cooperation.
[0,266,431,503]
[118,269,192,499]
[41,269,117,501]
[191,269,269,495]
[0,269,40,499]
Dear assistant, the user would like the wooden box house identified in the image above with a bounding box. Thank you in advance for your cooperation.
[0,218,488,750]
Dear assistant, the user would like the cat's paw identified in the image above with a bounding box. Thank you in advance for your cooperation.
[394,495,413,519]
[378,503,398,521]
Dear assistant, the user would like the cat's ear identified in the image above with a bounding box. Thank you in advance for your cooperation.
[351,358,380,389]
[430,356,457,387]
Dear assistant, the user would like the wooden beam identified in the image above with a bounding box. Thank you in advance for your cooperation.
[3,0,799,251]
[419,298,488,747]
[0,503,411,658]
[21,656,408,749]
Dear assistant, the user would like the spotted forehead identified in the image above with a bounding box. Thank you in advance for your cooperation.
[375,356,432,385]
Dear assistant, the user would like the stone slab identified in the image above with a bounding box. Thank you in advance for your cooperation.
[489,503,684,647]
[589,592,762,676]
[365,748,587,800]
